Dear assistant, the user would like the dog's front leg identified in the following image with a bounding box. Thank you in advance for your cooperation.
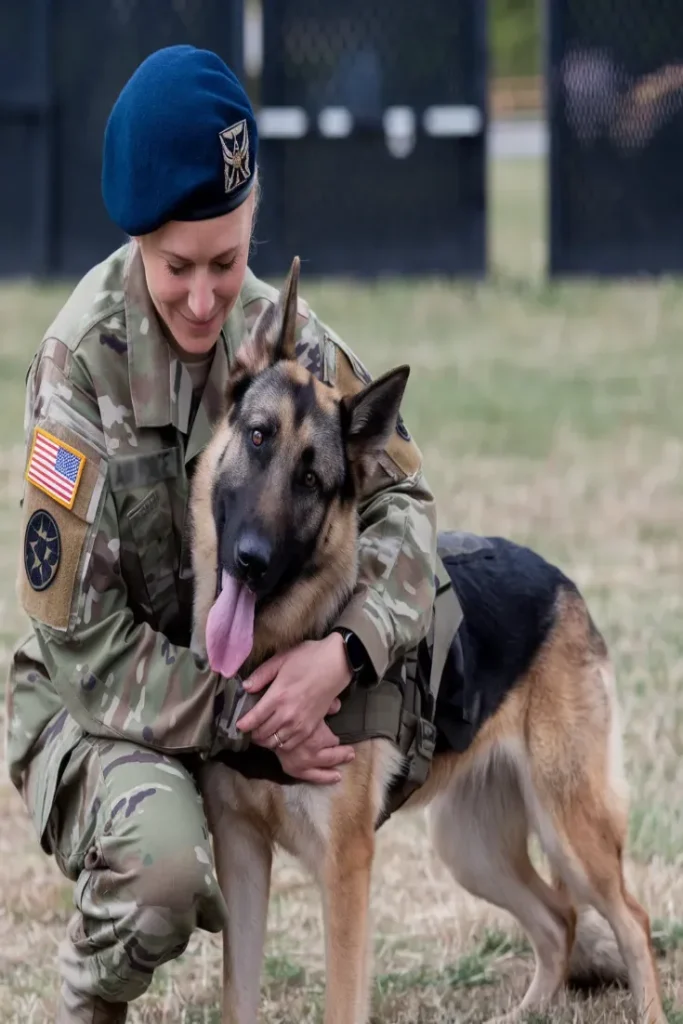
[201,766,273,1024]
[322,822,375,1024]
[214,815,272,1024]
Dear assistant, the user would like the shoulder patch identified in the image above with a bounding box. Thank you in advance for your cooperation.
[332,340,422,482]
[396,413,411,442]
[380,426,423,480]
[297,296,310,322]
[333,343,372,397]
[24,509,61,591]
[20,416,106,632]
[26,427,86,510]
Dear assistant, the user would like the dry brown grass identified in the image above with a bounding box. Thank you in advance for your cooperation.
[0,159,682,1021]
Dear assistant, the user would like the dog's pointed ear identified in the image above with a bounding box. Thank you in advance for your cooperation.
[251,253,300,366]
[228,257,301,405]
[342,365,411,476]
[272,254,300,364]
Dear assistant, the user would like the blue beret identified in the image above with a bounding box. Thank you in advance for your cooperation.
[102,45,258,236]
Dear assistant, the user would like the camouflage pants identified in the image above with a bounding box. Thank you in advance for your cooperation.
[46,735,226,1007]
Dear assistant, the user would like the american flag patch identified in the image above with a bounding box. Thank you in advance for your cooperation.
[26,427,86,510]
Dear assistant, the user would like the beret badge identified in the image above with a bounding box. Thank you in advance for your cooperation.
[219,119,251,195]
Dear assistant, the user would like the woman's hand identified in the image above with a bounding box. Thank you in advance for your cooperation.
[236,633,353,752]
[276,720,354,785]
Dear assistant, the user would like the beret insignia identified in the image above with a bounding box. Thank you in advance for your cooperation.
[219,119,251,195]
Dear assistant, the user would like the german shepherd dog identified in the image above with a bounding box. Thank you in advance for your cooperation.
[189,259,665,1024]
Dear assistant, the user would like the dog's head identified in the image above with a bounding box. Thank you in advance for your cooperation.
[190,256,410,677]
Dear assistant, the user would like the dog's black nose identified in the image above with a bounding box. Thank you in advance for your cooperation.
[234,532,272,583]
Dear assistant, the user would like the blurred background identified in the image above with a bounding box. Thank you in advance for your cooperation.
[0,3,682,1022]
[3,0,683,279]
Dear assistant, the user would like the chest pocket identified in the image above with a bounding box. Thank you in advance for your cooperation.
[110,448,184,633]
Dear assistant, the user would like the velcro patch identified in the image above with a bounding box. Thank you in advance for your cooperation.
[381,426,423,480]
[24,509,61,592]
[20,419,105,632]
[334,345,422,481]
[333,343,371,398]
[26,427,86,510]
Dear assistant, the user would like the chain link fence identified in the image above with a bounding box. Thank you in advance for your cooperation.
[548,0,683,275]
[0,1,243,277]
[1,0,487,279]
[250,0,487,278]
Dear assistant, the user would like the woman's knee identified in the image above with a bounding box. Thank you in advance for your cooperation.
[121,840,225,933]
[54,740,227,1001]
[89,810,226,936]
[64,836,225,1004]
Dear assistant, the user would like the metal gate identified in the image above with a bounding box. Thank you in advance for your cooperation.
[251,0,488,278]
[548,0,683,275]
[0,1,243,278]
[0,1,53,276]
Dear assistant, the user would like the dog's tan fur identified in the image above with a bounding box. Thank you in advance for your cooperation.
[189,260,665,1024]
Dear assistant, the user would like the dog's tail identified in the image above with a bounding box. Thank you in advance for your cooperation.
[567,909,628,988]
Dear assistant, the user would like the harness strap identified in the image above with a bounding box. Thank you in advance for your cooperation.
[429,555,464,701]
[374,555,462,829]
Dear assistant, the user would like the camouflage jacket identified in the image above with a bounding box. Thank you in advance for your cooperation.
[6,242,437,846]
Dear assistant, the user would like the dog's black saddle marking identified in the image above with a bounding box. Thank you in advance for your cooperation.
[431,533,579,755]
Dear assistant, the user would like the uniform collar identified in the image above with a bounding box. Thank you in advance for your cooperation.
[123,241,247,449]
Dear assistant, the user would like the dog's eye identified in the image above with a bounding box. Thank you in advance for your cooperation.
[303,470,318,489]
[251,429,264,447]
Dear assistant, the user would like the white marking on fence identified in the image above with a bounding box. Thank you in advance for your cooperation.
[423,105,483,137]
[256,105,484,142]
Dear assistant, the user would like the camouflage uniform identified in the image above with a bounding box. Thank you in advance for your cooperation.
[6,241,437,1018]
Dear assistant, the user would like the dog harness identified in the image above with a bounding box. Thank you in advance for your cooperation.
[213,533,499,830]
[328,546,463,828]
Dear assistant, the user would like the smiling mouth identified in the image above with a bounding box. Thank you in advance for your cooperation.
[179,310,221,328]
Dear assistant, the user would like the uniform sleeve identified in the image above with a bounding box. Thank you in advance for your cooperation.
[19,344,249,756]
[295,310,438,681]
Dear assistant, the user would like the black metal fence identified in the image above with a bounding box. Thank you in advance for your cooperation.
[547,0,683,275]
[0,1,487,280]
[250,0,488,278]
[0,1,243,278]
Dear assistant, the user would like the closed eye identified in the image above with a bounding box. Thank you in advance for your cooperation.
[164,255,239,277]
[165,261,189,277]
[214,256,238,273]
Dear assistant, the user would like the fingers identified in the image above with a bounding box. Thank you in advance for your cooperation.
[314,721,344,750]
[257,727,295,751]
[274,727,317,753]
[236,687,283,735]
[291,768,344,785]
[237,702,277,738]
[242,652,287,693]
[327,697,342,715]
[250,713,322,749]
[277,738,355,784]
[312,744,355,768]
[246,702,333,749]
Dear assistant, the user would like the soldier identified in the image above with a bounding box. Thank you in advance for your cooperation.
[6,45,437,1022]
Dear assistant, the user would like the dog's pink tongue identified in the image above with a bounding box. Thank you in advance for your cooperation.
[206,571,256,678]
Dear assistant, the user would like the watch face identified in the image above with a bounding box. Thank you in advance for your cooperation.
[345,632,366,674]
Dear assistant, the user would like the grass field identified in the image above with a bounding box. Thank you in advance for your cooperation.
[1,158,682,1022]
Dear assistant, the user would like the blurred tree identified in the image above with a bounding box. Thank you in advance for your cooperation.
[490,0,540,78]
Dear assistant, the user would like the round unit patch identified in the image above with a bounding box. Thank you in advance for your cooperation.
[24,509,61,591]
[396,413,411,442]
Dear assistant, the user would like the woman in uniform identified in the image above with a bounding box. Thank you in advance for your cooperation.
[7,44,437,1022]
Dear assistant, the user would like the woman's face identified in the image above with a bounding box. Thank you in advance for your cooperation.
[136,189,255,356]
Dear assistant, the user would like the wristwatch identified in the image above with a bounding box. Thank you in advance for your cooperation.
[332,627,373,688]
